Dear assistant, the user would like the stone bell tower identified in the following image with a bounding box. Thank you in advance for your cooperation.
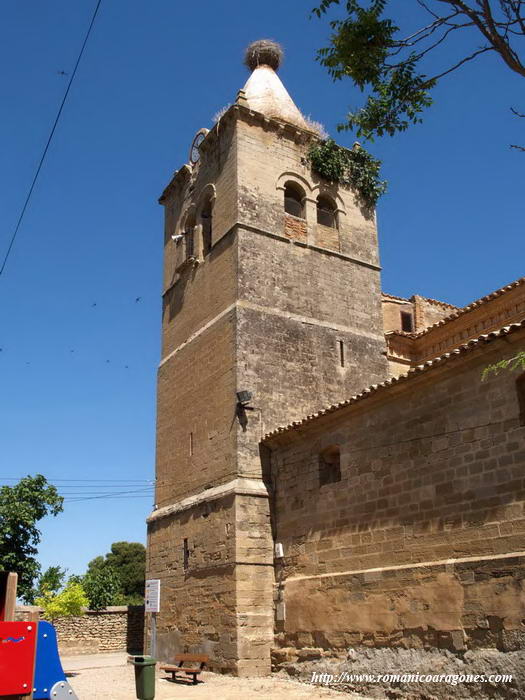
[146,40,388,676]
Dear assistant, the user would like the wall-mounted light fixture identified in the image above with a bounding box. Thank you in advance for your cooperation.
[236,390,254,433]
[236,390,253,406]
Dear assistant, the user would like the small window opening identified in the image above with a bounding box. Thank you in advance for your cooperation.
[189,431,194,456]
[517,373,525,427]
[401,311,414,333]
[319,445,341,486]
[338,340,345,367]
[185,216,195,259]
[317,196,337,228]
[183,538,190,571]
[284,183,305,219]
[201,200,213,257]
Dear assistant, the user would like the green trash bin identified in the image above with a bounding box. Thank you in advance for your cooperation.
[132,655,156,700]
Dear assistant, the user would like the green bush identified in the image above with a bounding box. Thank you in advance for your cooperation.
[36,580,88,620]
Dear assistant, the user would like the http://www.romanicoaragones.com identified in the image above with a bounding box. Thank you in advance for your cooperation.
[310,671,513,687]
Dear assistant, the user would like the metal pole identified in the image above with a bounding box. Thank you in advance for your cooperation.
[150,612,157,659]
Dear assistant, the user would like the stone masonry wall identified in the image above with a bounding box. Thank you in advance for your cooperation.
[265,328,525,652]
[15,606,144,656]
[147,494,238,673]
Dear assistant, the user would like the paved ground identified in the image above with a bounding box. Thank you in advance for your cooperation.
[63,653,365,699]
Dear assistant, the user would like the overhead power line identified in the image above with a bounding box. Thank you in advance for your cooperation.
[0,0,103,279]
[1,478,152,483]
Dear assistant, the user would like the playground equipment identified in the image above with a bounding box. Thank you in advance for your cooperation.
[0,572,79,700]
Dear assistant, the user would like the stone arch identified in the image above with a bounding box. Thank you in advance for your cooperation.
[283,181,306,219]
[178,205,197,258]
[197,185,216,258]
[195,183,217,216]
[316,193,338,229]
[178,204,197,236]
[311,183,346,213]
[276,171,313,196]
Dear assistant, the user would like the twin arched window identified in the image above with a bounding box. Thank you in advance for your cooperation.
[283,182,338,230]
[182,196,214,261]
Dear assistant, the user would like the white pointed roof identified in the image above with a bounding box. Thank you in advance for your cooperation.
[241,65,308,129]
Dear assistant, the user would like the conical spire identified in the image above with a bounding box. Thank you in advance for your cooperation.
[240,40,308,129]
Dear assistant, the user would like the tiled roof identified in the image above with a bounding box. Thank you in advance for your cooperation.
[385,329,417,339]
[381,292,409,302]
[263,319,525,441]
[381,291,458,308]
[413,276,525,337]
[417,295,459,310]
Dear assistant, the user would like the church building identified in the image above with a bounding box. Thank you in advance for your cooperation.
[146,40,525,676]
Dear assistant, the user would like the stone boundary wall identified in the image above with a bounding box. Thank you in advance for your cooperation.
[15,605,144,656]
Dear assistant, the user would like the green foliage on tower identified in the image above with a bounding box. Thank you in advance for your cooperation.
[308,138,387,208]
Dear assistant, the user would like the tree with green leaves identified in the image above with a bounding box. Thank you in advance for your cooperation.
[0,475,63,603]
[33,565,67,600]
[86,541,146,605]
[314,0,525,146]
[83,566,121,611]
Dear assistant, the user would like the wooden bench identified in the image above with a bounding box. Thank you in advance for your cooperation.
[160,653,209,685]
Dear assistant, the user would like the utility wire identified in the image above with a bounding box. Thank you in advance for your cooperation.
[0,0,103,279]
[2,478,152,483]
[62,487,154,500]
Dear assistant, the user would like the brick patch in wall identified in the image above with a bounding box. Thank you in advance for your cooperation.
[284,214,307,242]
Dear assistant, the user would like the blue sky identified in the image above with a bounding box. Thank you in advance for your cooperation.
[0,0,523,578]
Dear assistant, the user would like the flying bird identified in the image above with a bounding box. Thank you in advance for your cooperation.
[57,70,69,76]
[91,302,97,307]
[135,297,142,303]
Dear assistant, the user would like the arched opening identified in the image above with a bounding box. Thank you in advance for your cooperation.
[184,213,196,259]
[319,445,341,486]
[316,195,337,228]
[284,182,305,219]
[517,372,525,426]
[201,198,213,257]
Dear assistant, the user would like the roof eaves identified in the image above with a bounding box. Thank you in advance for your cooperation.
[413,277,525,337]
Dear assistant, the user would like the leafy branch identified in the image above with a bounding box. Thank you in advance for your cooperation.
[313,1,525,141]
[482,351,525,379]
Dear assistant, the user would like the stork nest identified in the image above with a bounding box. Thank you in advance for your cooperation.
[244,39,283,71]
